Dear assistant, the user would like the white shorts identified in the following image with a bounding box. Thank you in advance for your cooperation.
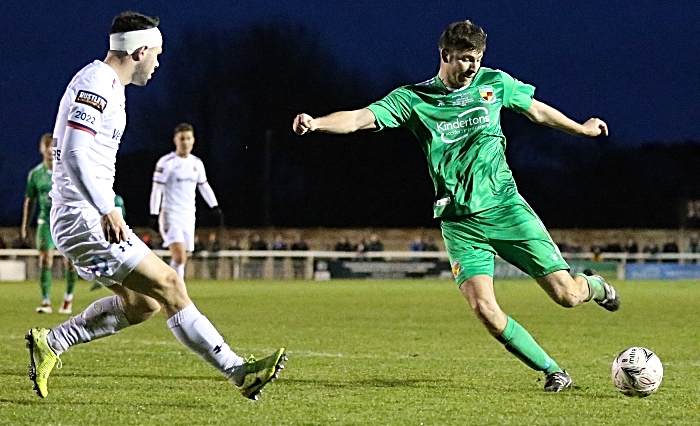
[50,204,151,286]
[159,212,195,252]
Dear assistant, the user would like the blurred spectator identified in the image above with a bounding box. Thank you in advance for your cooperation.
[354,237,367,253]
[661,239,679,263]
[624,238,639,253]
[689,233,699,264]
[204,232,221,278]
[0,233,6,249]
[193,234,205,252]
[642,240,659,263]
[271,234,288,279]
[271,234,287,251]
[205,232,221,252]
[228,238,241,250]
[689,233,699,252]
[291,234,309,279]
[604,241,622,253]
[249,233,268,250]
[410,236,425,252]
[367,234,384,252]
[334,237,352,252]
[246,233,267,279]
[624,238,639,263]
[590,244,604,261]
[423,237,439,251]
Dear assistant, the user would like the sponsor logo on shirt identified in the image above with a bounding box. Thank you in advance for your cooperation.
[75,90,107,112]
[112,129,123,141]
[436,106,490,143]
[478,85,496,103]
[449,93,475,107]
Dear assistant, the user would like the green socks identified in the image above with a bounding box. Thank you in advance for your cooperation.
[65,270,78,296]
[40,267,52,302]
[497,316,562,374]
[578,273,606,302]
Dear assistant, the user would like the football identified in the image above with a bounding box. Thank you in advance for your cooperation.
[611,347,663,397]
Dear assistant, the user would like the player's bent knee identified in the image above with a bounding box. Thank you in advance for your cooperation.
[472,300,501,325]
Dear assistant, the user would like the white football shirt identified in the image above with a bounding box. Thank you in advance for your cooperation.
[151,152,213,217]
[50,60,125,210]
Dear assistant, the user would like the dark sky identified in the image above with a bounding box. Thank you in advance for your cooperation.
[2,1,699,225]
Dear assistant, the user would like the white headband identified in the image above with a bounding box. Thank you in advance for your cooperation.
[109,27,162,54]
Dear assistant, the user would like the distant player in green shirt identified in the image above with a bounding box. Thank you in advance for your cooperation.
[21,133,78,314]
[293,20,620,392]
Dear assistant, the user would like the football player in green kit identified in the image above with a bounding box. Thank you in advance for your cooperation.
[21,133,78,314]
[293,20,619,392]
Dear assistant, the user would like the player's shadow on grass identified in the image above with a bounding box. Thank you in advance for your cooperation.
[288,378,451,388]
[0,397,214,409]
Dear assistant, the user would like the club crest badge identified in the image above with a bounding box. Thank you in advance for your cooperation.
[478,86,496,103]
[451,259,462,276]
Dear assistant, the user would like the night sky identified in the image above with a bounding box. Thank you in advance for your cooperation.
[2,1,699,226]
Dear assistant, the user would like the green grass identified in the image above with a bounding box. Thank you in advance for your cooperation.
[0,278,698,425]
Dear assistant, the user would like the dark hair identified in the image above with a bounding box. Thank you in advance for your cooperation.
[174,123,194,135]
[110,11,160,34]
[439,20,487,53]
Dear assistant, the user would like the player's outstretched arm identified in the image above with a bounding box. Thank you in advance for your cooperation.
[292,109,377,135]
[523,99,608,137]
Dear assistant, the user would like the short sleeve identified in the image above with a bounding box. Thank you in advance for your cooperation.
[366,87,413,130]
[152,157,170,183]
[197,160,208,184]
[499,71,536,113]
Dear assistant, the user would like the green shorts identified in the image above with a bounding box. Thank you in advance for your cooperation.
[36,219,56,250]
[441,200,568,285]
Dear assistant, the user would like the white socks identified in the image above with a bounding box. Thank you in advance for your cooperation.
[166,303,244,381]
[170,260,185,279]
[47,295,131,355]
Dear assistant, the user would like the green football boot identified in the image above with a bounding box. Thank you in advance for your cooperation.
[26,328,62,398]
[237,348,287,401]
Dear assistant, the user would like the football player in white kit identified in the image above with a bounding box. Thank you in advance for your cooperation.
[25,11,285,401]
[150,123,223,279]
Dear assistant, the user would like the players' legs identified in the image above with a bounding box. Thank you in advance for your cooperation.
[492,199,618,310]
[47,284,158,355]
[36,249,53,313]
[59,257,78,314]
[535,270,589,307]
[122,252,246,382]
[459,274,563,375]
[168,242,188,279]
[536,269,617,310]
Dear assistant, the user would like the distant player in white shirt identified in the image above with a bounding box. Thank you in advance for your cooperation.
[25,11,285,401]
[149,123,223,279]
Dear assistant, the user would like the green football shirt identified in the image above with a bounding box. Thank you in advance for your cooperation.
[367,67,535,219]
[25,163,53,221]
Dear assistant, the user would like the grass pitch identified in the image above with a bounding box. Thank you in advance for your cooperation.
[0,278,698,425]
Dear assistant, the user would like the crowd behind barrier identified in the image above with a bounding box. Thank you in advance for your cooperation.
[2,227,700,281]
